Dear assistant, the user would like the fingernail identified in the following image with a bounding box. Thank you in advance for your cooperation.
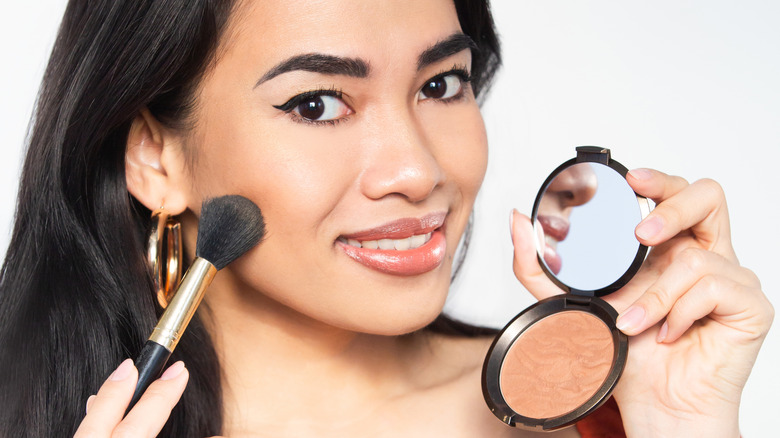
[616,306,646,333]
[509,209,516,240]
[636,216,663,241]
[109,358,134,382]
[656,321,669,343]
[160,361,185,381]
[85,395,95,414]
[628,168,652,181]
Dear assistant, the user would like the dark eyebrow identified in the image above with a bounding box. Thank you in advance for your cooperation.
[417,33,478,71]
[254,54,370,88]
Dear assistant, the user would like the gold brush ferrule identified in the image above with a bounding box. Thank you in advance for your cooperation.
[149,257,217,351]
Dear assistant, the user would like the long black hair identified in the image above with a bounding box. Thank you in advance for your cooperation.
[0,0,500,435]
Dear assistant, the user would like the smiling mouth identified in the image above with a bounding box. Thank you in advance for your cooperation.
[338,232,434,251]
[536,215,570,275]
[336,212,447,276]
[544,234,559,250]
[537,215,570,243]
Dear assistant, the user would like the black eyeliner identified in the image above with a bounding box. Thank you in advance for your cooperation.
[421,65,473,102]
[432,66,472,84]
[273,88,343,113]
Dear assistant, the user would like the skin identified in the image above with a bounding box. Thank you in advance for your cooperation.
[539,162,598,218]
[536,162,598,273]
[76,0,773,437]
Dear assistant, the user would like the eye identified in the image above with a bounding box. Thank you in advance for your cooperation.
[294,95,351,121]
[418,72,467,101]
[274,90,353,124]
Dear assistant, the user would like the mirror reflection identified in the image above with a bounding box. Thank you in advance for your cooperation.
[534,162,642,291]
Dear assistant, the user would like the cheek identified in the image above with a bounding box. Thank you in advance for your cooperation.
[192,116,357,231]
[190,119,361,306]
[426,103,488,201]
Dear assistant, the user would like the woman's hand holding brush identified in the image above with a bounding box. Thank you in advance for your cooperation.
[75,195,264,437]
[75,359,191,438]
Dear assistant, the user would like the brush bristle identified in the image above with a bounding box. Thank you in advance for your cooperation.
[196,195,265,270]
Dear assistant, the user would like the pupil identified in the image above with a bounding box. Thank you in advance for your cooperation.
[298,97,324,120]
[424,78,447,99]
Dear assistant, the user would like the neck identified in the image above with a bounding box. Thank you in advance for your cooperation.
[201,272,433,434]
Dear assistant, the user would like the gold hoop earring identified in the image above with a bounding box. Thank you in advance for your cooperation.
[147,207,182,308]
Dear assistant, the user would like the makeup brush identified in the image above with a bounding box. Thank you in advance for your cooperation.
[127,195,265,412]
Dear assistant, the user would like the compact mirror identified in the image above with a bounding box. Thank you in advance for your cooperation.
[532,148,650,295]
[482,146,651,431]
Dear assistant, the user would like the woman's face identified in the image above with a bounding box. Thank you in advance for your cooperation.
[536,163,598,274]
[180,0,487,335]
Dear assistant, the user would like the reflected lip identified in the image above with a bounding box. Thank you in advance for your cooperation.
[537,214,567,275]
[337,211,447,276]
[537,215,570,242]
[542,244,562,275]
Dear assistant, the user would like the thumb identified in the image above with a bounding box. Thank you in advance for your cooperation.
[511,209,562,301]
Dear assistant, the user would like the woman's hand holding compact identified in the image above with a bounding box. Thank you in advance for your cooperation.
[510,168,773,437]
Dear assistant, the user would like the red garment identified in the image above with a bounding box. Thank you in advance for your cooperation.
[575,397,626,438]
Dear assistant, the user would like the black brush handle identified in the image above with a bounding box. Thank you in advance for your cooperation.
[125,340,172,415]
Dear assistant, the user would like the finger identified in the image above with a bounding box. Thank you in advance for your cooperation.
[626,168,689,202]
[510,209,561,300]
[85,395,96,414]
[660,275,769,344]
[74,359,138,437]
[616,247,759,336]
[629,170,735,260]
[117,361,189,437]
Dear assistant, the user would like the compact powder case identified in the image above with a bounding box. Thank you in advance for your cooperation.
[482,146,651,431]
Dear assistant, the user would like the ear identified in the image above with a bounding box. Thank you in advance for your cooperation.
[125,109,189,214]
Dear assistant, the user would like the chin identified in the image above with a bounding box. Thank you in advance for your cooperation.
[318,279,452,336]
[358,309,444,336]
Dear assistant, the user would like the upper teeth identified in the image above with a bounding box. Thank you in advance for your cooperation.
[342,232,433,250]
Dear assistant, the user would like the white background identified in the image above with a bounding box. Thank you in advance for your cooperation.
[1,1,777,435]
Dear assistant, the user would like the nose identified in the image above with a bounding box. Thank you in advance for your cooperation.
[359,110,445,203]
[547,163,598,208]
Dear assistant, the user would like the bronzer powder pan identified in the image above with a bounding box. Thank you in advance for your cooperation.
[482,147,650,431]
[500,311,614,419]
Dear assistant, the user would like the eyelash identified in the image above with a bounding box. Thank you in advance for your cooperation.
[273,87,348,126]
[273,66,474,126]
[422,66,473,103]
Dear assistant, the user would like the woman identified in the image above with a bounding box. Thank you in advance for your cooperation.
[0,0,771,436]
[535,162,598,275]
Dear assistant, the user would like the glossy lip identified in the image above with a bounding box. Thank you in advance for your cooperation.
[537,215,570,243]
[537,215,569,275]
[340,211,446,241]
[337,212,447,276]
